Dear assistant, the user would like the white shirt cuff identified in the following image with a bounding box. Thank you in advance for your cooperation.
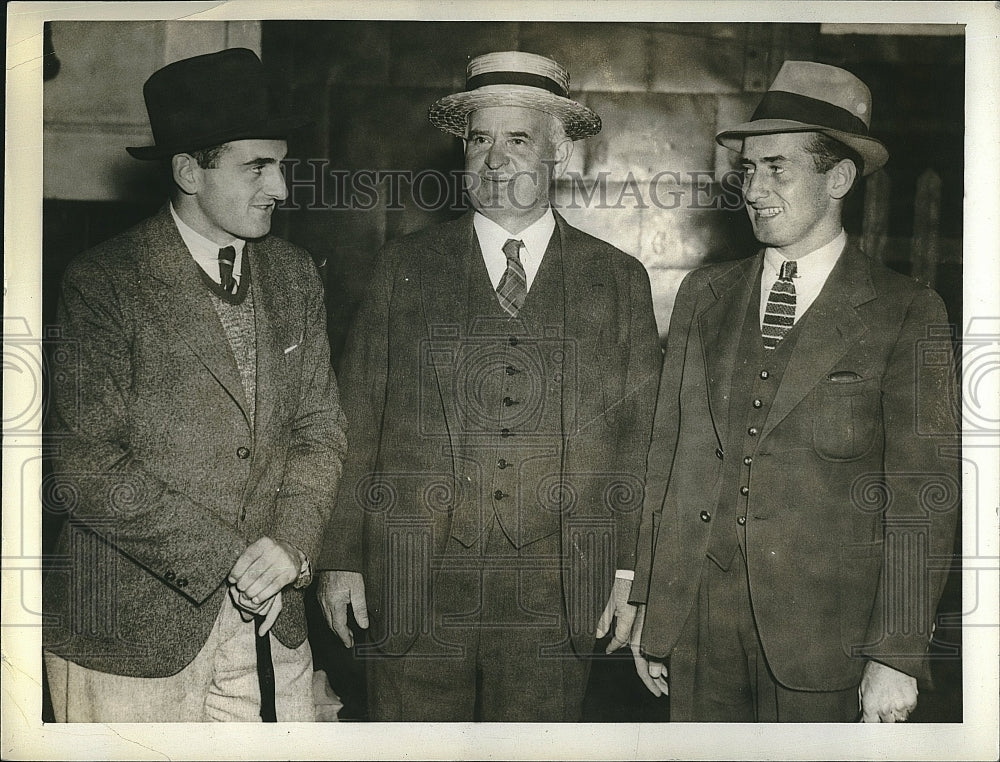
[615,569,634,580]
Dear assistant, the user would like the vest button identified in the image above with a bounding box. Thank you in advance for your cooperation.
[753,399,762,408]
[509,336,519,346]
[760,370,769,380]
[502,396,518,407]
[497,458,509,469]
[699,510,711,522]
[493,489,507,501]
[505,365,519,375]
[240,508,247,522]
[748,427,758,436]
[164,570,176,581]
[740,486,750,496]
[177,578,188,588]
[237,446,250,459]
[715,447,724,460]
[737,517,747,526]
[500,428,511,438]
[744,456,753,466]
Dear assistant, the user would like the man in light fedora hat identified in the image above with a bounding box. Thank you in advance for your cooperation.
[629,60,958,721]
[43,48,347,721]
[316,50,661,721]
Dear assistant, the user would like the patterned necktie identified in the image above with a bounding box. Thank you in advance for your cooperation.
[762,259,797,350]
[218,246,237,294]
[496,238,527,317]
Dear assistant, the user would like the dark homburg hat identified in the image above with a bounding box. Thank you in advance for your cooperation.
[127,48,306,160]
[428,51,601,141]
[716,60,888,175]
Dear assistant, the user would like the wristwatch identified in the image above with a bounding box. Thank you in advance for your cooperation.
[292,550,313,590]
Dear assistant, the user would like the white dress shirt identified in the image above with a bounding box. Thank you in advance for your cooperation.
[170,204,245,287]
[759,229,846,328]
[473,209,555,292]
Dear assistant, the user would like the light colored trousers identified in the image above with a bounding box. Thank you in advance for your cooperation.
[45,597,315,722]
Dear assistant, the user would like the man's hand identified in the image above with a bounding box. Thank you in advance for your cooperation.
[860,660,918,722]
[228,584,283,636]
[595,576,637,654]
[228,536,301,605]
[629,604,669,697]
[317,571,369,648]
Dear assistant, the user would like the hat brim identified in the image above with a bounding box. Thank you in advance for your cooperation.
[126,114,310,160]
[716,119,888,175]
[429,86,601,141]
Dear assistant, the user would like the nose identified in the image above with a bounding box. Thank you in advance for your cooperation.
[265,164,288,201]
[743,170,767,204]
[485,141,509,171]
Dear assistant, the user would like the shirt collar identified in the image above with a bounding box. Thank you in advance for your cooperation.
[763,229,846,276]
[473,209,555,257]
[169,203,244,260]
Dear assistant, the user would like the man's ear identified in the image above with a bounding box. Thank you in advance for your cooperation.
[551,137,573,180]
[171,153,200,196]
[827,158,858,200]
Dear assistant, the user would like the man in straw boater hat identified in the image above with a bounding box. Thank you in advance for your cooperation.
[43,48,347,721]
[629,61,959,721]
[316,51,661,721]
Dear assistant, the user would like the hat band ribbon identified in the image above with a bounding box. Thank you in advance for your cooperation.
[751,90,869,136]
[466,71,568,98]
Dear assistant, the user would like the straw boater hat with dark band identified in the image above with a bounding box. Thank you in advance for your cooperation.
[716,60,888,176]
[429,51,601,141]
[127,48,307,160]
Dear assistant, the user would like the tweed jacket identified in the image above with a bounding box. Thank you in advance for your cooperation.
[43,206,347,678]
[318,211,662,655]
[632,243,959,691]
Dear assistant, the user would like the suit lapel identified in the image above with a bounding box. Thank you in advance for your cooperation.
[556,213,609,438]
[247,239,291,440]
[761,243,874,438]
[698,254,761,447]
[139,207,251,428]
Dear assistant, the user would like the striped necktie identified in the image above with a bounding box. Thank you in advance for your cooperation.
[218,246,237,294]
[496,238,527,317]
[762,259,797,350]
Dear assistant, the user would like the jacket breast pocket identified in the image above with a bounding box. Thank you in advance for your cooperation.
[813,375,880,462]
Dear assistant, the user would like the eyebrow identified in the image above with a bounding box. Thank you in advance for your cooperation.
[742,154,788,165]
[242,157,281,166]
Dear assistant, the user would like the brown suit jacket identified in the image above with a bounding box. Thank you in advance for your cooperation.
[43,206,347,677]
[633,243,959,691]
[318,211,662,656]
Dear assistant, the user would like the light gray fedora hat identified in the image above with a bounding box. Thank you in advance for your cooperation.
[716,60,888,175]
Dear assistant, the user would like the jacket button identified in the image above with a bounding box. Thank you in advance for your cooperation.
[760,370,769,379]
[493,489,507,501]
[744,456,753,466]
[177,578,188,588]
[165,570,176,581]
[502,396,519,407]
[699,510,711,522]
[748,427,758,436]
[740,486,750,496]
[737,517,746,526]
[505,365,519,376]
[500,428,511,438]
[753,399,762,408]
[497,458,509,469]
[509,336,519,346]
[237,446,250,459]
[240,508,247,522]
[715,447,724,460]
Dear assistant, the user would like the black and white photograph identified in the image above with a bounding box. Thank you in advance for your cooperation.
[3,1,998,759]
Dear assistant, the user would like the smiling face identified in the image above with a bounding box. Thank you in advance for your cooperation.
[740,132,848,259]
[173,139,288,244]
[463,106,571,234]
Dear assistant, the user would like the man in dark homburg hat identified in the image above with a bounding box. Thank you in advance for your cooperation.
[43,48,347,721]
[315,50,661,721]
[629,61,959,721]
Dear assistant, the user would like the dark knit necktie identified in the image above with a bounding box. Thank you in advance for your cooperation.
[218,246,237,294]
[496,238,527,317]
[762,259,797,350]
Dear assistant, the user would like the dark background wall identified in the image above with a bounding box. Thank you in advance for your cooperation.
[41,20,964,722]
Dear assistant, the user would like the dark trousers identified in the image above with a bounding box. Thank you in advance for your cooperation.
[367,517,590,721]
[669,550,860,722]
